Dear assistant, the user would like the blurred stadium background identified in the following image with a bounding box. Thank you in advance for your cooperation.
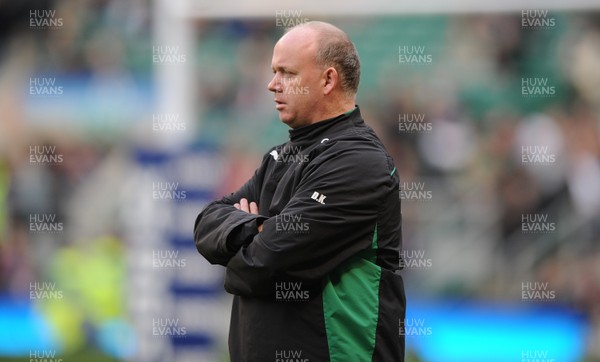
[1,0,599,361]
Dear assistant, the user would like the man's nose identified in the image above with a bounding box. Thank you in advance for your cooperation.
[267,75,280,93]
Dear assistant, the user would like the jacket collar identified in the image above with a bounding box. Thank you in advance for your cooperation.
[288,106,362,143]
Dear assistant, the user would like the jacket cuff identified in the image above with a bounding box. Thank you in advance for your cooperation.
[226,216,268,252]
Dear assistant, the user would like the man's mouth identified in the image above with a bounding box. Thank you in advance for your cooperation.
[275,100,285,110]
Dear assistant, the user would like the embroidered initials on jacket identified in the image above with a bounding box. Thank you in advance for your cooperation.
[310,191,326,204]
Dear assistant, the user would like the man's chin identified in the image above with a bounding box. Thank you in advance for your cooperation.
[278,112,297,128]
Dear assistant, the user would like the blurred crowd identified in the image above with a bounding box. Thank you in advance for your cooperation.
[0,0,599,360]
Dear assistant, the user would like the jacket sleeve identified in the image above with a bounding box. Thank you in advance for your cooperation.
[224,143,396,297]
[193,153,269,266]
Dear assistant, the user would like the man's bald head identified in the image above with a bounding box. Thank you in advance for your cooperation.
[284,21,361,95]
[268,21,359,127]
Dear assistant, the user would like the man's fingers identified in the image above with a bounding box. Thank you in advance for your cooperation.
[235,199,258,214]
[240,198,249,213]
[250,202,259,215]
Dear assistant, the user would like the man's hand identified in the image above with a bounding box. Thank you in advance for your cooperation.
[234,198,263,232]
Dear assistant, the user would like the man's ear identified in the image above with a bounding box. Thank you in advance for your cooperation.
[322,67,339,95]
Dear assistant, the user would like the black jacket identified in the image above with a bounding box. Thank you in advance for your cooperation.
[194,107,405,361]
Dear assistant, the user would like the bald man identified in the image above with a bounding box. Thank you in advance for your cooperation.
[194,21,405,361]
